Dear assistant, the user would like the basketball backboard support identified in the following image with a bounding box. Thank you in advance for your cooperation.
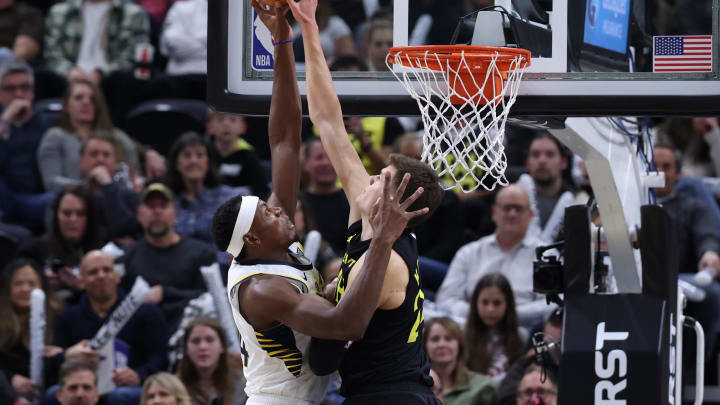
[208,0,720,117]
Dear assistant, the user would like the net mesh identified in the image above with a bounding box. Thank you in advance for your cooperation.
[387,48,528,192]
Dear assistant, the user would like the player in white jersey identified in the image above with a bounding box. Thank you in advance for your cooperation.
[215,171,426,405]
[211,2,430,404]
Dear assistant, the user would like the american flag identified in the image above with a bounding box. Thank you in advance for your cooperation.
[653,35,713,72]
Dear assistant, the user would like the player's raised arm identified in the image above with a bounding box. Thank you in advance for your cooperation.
[252,0,302,218]
[246,171,427,340]
[287,0,369,218]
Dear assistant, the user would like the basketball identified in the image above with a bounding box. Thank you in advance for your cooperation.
[258,0,286,6]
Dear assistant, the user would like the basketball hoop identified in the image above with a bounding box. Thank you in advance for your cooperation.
[387,46,530,192]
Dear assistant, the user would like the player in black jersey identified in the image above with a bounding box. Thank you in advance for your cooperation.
[288,1,445,402]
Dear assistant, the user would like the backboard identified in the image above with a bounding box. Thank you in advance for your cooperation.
[208,0,720,117]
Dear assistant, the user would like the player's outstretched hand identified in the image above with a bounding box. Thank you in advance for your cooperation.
[371,169,428,244]
[251,0,292,40]
[287,0,318,27]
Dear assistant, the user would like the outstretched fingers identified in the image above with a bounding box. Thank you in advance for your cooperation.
[392,172,411,202]
[287,0,318,25]
[405,206,430,220]
[381,168,393,201]
[371,196,383,221]
[400,186,424,211]
[286,0,303,19]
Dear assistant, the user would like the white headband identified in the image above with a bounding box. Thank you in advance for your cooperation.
[226,196,259,257]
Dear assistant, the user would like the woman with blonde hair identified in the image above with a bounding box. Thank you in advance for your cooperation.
[424,317,495,404]
[141,372,193,405]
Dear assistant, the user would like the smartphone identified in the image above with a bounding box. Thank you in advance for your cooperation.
[48,259,65,274]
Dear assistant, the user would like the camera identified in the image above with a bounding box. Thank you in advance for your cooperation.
[533,245,564,295]
[533,243,564,306]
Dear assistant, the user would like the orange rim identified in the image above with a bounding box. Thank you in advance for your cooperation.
[387,45,531,71]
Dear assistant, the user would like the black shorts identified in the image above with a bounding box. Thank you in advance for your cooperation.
[342,383,441,405]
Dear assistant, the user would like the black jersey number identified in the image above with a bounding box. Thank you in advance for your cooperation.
[240,340,249,366]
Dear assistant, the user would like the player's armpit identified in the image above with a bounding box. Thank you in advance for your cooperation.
[345,251,409,310]
[378,252,410,309]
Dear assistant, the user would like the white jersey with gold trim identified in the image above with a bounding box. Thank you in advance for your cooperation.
[227,242,329,405]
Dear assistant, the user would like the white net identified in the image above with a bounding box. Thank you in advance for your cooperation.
[387,48,529,192]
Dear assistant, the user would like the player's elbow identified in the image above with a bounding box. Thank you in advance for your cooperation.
[328,316,365,341]
[341,322,366,341]
[309,106,342,130]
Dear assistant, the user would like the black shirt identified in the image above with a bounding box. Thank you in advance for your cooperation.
[0,113,49,194]
[335,220,433,396]
[299,189,350,256]
[121,237,215,330]
[212,145,270,199]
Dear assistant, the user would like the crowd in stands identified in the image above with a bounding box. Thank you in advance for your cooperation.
[0,0,718,405]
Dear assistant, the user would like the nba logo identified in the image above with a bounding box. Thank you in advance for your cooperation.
[587,0,599,28]
[252,10,274,70]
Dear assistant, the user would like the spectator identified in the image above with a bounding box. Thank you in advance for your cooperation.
[0,258,63,403]
[122,182,215,331]
[655,117,720,178]
[140,372,192,405]
[77,134,143,241]
[365,17,392,71]
[206,110,269,198]
[654,143,720,356]
[299,137,350,256]
[165,132,237,245]
[497,310,561,405]
[37,79,141,193]
[155,0,207,100]
[294,198,340,279]
[177,317,247,405]
[294,0,356,61]
[353,8,391,66]
[43,0,150,85]
[515,364,557,405]
[47,250,168,405]
[423,317,495,404]
[55,358,99,405]
[0,60,53,230]
[435,185,552,327]
[20,185,103,303]
[465,273,524,385]
[395,132,465,294]
[0,0,43,62]
[517,133,575,244]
